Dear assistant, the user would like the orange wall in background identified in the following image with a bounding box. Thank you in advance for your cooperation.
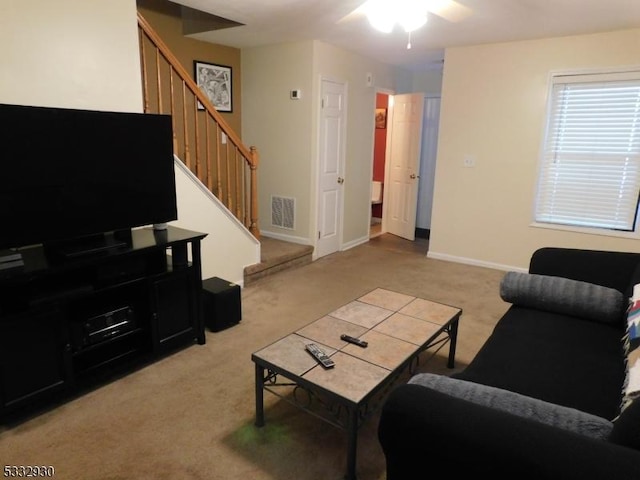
[372,93,388,218]
[373,93,388,181]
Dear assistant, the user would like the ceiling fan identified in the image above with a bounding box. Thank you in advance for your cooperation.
[338,0,472,49]
[338,0,472,29]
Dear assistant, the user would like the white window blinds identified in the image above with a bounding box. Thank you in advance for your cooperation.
[535,71,640,231]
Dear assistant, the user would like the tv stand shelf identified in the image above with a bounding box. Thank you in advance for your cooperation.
[0,226,207,420]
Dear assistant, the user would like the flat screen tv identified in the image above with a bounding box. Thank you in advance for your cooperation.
[0,103,177,254]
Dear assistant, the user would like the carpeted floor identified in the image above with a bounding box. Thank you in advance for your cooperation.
[0,234,510,480]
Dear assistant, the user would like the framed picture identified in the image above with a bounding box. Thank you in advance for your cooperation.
[194,61,232,112]
[375,108,387,129]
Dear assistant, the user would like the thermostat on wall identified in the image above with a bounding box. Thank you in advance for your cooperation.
[290,89,301,100]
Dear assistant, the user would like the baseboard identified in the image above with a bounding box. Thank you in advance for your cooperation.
[426,251,527,273]
[260,230,311,246]
[341,235,370,252]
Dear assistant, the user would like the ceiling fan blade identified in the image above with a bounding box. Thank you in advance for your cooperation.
[336,3,367,24]
[426,0,472,23]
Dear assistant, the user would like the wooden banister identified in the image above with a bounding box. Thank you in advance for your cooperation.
[137,12,260,240]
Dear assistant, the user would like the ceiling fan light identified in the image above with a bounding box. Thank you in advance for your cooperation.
[364,0,429,34]
[365,0,395,33]
[397,0,428,32]
[368,14,395,33]
[399,14,427,33]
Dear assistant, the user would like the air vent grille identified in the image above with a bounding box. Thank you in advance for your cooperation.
[271,196,295,230]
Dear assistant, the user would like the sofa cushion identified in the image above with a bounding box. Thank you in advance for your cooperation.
[409,373,613,440]
[500,271,626,324]
[455,307,626,419]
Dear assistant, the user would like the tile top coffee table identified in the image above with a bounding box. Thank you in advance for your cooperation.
[251,288,462,480]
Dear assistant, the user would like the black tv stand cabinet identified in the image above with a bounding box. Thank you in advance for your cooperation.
[44,230,132,259]
[0,226,207,420]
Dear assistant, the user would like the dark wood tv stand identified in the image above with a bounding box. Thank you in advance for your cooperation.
[0,226,207,421]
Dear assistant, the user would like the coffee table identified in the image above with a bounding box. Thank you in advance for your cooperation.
[251,288,462,480]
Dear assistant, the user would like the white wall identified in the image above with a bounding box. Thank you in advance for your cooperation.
[173,161,259,285]
[429,28,640,271]
[0,0,142,112]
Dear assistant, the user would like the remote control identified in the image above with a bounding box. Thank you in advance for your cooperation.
[305,343,335,368]
[340,334,368,348]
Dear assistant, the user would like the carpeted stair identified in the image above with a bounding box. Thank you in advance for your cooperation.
[244,237,314,285]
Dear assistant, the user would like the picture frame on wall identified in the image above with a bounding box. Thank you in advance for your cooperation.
[375,108,387,129]
[194,61,232,112]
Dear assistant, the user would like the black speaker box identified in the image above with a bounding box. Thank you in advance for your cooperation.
[202,277,241,332]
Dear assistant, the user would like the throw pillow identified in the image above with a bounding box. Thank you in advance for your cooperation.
[610,395,640,450]
[608,283,640,451]
[500,271,626,324]
[409,373,613,440]
[621,283,640,412]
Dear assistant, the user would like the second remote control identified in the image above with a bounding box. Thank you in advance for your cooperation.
[306,343,335,368]
[340,334,368,348]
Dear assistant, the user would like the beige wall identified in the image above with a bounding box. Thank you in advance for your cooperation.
[242,41,316,242]
[429,28,640,271]
[242,39,412,248]
[0,0,142,111]
[313,41,412,246]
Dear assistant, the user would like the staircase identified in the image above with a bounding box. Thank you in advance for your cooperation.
[137,12,259,239]
[244,238,314,285]
[138,12,314,285]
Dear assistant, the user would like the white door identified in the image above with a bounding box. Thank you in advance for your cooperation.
[316,79,346,258]
[384,93,424,240]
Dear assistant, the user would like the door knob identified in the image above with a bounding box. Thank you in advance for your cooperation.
[337,177,344,184]
[410,173,419,179]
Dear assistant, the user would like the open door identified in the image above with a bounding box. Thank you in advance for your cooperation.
[384,93,425,240]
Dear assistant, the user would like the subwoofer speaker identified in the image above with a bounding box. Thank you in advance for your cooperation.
[202,277,241,332]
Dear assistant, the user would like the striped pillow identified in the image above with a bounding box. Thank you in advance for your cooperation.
[622,284,640,412]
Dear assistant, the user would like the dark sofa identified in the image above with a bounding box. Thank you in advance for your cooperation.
[378,247,640,479]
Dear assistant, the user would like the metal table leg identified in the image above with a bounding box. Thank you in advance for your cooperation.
[254,363,265,427]
[345,406,358,480]
[447,315,460,369]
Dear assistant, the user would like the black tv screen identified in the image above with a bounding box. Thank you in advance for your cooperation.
[0,103,177,251]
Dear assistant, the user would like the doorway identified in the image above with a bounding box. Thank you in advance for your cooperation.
[370,92,389,238]
[370,94,441,244]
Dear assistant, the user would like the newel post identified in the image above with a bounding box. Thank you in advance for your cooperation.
[249,146,260,240]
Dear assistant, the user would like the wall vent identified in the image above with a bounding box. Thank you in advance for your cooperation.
[271,196,295,230]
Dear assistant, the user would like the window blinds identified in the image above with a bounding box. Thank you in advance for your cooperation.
[535,72,640,231]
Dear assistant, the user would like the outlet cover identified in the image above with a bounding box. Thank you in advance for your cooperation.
[463,155,476,167]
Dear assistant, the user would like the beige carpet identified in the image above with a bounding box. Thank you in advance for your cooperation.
[0,234,510,480]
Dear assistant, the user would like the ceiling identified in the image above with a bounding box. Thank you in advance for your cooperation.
[168,0,640,72]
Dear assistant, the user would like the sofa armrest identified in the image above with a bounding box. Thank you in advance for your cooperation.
[529,247,640,294]
[378,384,640,480]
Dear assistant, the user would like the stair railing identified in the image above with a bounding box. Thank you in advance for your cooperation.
[137,12,260,239]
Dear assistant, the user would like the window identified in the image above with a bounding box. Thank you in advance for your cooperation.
[535,71,640,233]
